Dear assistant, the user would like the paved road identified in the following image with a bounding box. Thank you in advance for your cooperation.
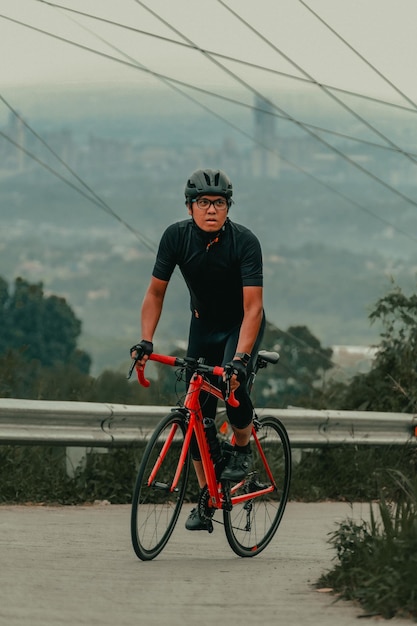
[0,502,411,626]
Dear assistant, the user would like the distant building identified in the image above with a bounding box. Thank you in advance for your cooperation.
[330,345,378,379]
[2,111,26,171]
[252,96,280,179]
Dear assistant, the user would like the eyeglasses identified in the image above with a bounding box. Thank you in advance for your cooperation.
[192,197,228,210]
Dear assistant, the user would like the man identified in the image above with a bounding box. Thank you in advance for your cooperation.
[131,168,265,530]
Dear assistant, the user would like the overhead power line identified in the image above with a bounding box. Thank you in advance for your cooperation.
[299,0,417,111]
[0,97,157,253]
[132,1,417,211]
[216,0,417,168]
[2,8,417,245]
[3,8,417,165]
[50,4,417,159]
[5,5,417,160]
[45,1,417,245]
[34,0,417,116]
[8,2,417,227]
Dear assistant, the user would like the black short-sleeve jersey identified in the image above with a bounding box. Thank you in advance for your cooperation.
[152,218,263,328]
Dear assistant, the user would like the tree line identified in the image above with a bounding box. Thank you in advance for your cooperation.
[1,274,416,415]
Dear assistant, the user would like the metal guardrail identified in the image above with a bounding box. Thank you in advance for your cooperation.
[0,398,416,448]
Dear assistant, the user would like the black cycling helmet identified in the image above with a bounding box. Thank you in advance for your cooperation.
[185,168,233,202]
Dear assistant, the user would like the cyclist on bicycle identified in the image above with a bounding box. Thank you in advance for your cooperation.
[131,168,265,530]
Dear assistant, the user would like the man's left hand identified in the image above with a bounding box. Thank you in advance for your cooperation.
[223,358,247,392]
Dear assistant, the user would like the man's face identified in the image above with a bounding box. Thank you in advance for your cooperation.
[188,195,229,232]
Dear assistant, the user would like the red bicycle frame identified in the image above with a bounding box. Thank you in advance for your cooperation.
[136,353,277,511]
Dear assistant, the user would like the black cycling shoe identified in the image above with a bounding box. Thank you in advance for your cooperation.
[220,450,253,482]
[185,507,210,531]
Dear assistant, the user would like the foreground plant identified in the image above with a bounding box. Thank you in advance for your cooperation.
[318,471,417,620]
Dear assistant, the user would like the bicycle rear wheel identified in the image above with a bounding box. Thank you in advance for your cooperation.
[131,411,190,560]
[223,415,291,557]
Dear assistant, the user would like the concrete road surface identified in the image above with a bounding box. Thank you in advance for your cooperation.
[0,502,411,626]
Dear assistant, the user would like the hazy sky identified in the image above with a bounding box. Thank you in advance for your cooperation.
[2,0,417,105]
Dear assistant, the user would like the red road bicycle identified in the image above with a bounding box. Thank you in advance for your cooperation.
[129,350,291,560]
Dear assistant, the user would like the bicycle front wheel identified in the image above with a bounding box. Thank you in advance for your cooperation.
[223,415,291,557]
[131,411,190,561]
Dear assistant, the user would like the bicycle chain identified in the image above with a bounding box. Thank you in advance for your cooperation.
[221,480,233,512]
[197,487,215,533]
[197,480,234,534]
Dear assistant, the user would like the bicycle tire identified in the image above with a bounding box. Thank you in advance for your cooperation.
[131,411,190,560]
[223,415,291,557]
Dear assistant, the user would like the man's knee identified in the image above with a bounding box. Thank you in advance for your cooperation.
[225,386,254,429]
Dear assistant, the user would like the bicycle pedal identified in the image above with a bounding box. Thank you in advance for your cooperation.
[151,481,176,492]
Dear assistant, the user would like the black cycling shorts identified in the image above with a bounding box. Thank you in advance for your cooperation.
[186,314,265,460]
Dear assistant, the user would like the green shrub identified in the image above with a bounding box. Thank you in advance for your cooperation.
[0,445,140,504]
[0,443,200,505]
[1,443,415,505]
[317,471,417,620]
[290,445,417,502]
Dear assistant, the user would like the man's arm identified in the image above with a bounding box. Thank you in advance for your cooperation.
[141,276,169,342]
[235,285,263,358]
[223,285,263,393]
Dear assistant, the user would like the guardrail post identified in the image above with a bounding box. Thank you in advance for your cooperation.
[66,447,88,478]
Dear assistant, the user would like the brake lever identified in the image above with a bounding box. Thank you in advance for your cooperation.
[224,375,231,402]
[223,369,239,407]
[127,356,140,379]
